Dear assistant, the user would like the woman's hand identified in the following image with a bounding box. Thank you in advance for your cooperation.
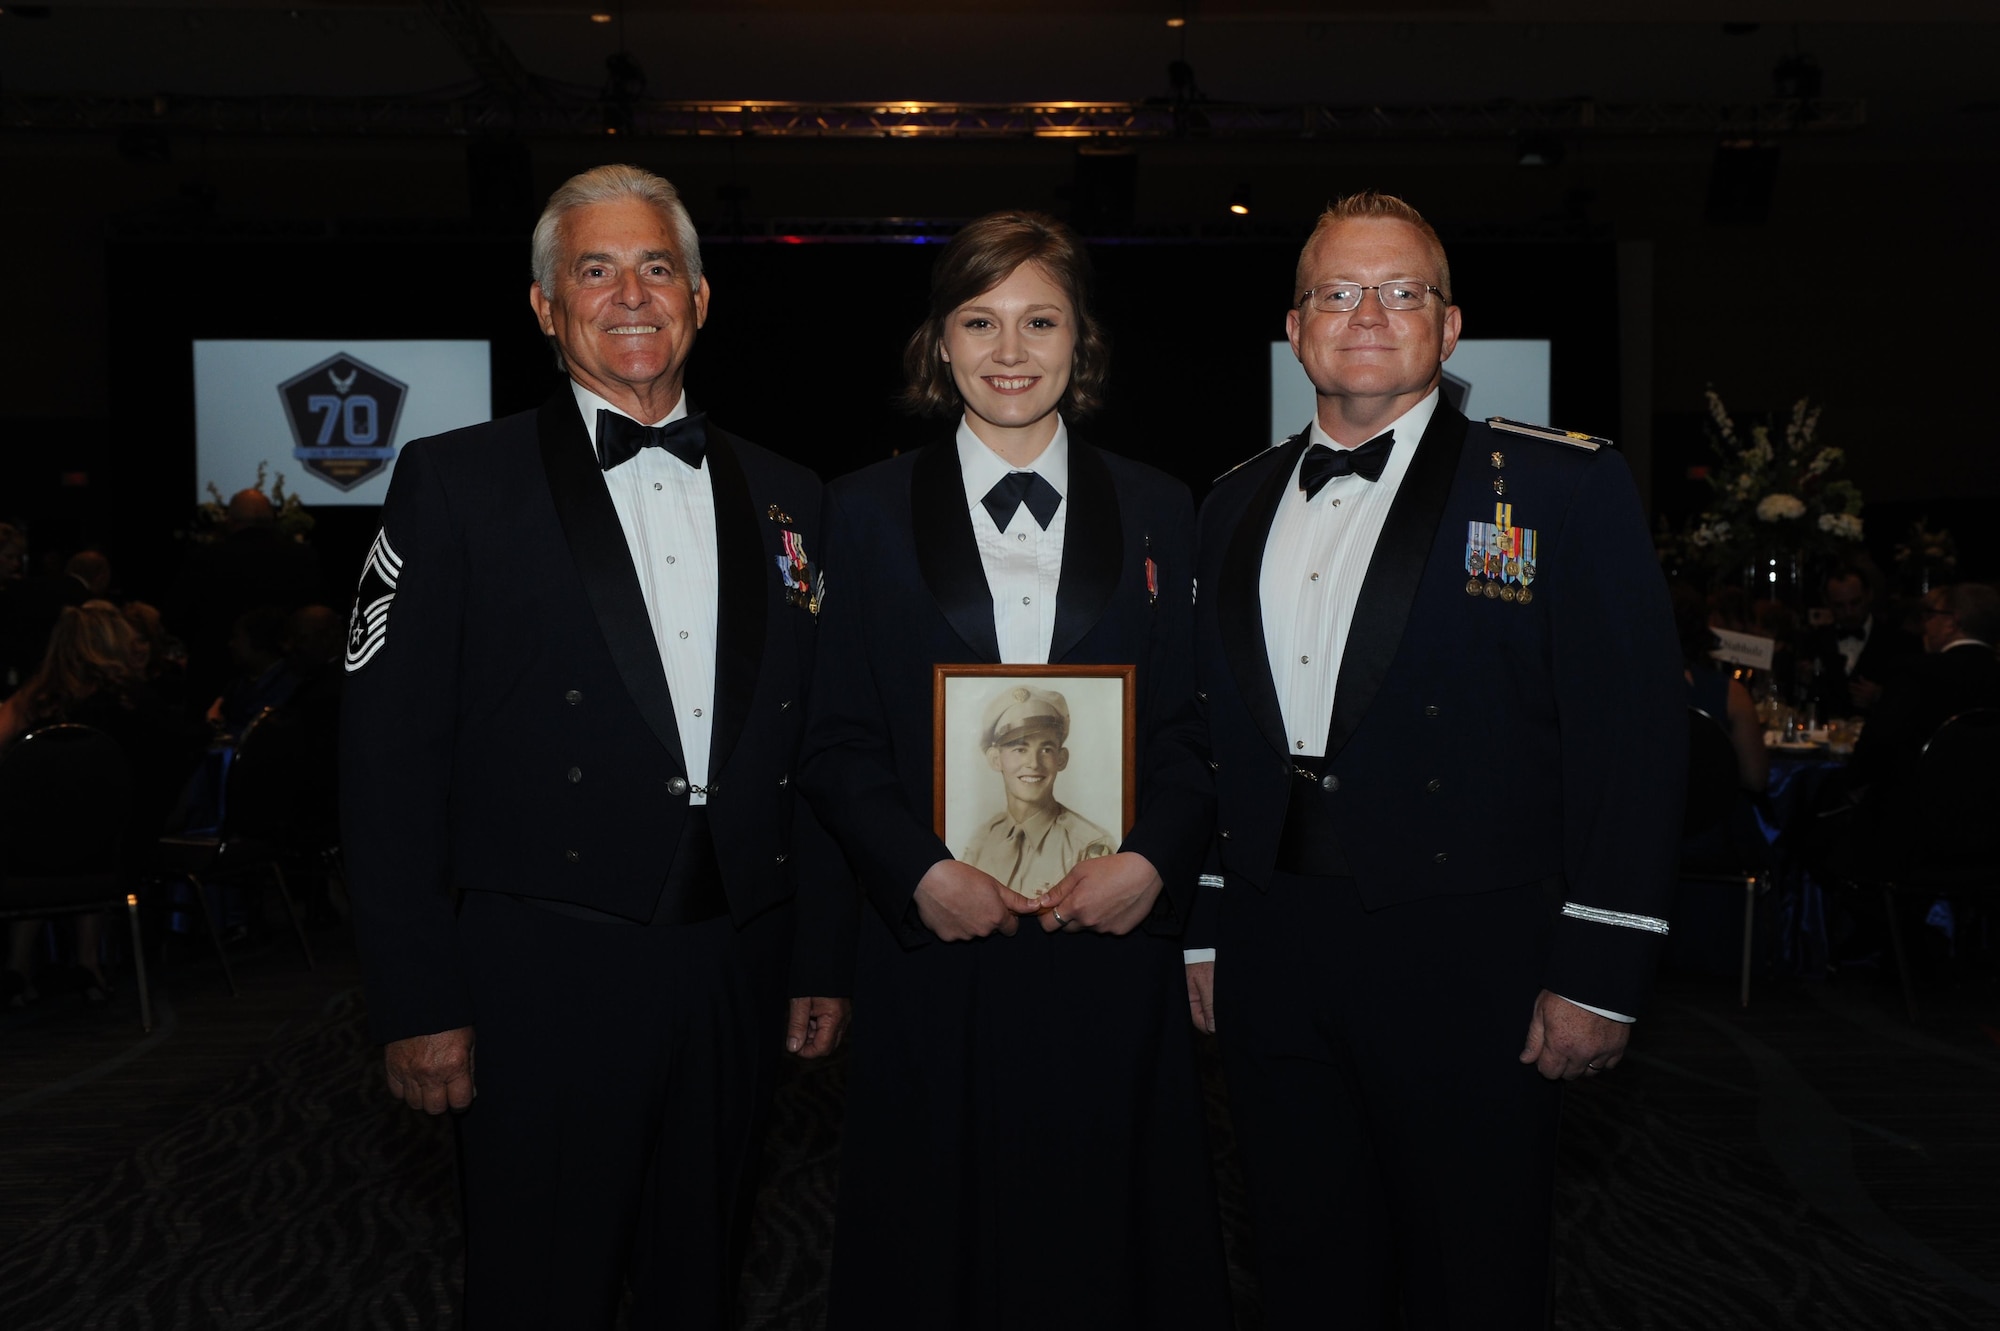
[914,859,1042,942]
[1037,852,1163,935]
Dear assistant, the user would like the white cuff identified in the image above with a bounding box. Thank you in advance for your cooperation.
[1555,993,1634,1023]
[1183,948,1216,964]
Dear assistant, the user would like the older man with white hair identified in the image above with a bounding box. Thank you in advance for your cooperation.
[341,164,853,1328]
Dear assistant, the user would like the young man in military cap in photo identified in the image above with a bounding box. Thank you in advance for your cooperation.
[959,684,1116,899]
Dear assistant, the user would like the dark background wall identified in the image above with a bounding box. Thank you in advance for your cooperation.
[2,10,1995,598]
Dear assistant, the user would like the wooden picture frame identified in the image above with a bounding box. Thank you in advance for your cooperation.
[932,663,1138,900]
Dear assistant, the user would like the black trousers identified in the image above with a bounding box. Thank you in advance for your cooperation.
[453,889,790,1330]
[1217,871,1563,1331]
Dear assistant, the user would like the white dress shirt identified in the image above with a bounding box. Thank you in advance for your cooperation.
[1835,616,1872,676]
[1192,391,1634,1023]
[572,381,719,805]
[957,417,1070,666]
[1261,390,1439,758]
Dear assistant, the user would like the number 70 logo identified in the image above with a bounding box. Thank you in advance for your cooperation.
[278,352,410,493]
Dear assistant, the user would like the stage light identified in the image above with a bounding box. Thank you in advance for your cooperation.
[590,12,613,21]
[1227,184,1251,216]
[1166,16,1186,26]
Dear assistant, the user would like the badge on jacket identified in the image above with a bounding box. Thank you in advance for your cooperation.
[776,528,822,614]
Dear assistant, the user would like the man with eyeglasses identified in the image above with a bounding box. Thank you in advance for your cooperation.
[1186,191,1684,1329]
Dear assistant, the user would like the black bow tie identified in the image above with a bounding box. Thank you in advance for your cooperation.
[982,471,1063,531]
[596,408,708,472]
[1299,431,1395,498]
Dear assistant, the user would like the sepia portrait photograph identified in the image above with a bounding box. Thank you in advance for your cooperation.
[933,664,1135,901]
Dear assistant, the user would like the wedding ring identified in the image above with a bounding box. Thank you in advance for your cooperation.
[1052,911,1067,925]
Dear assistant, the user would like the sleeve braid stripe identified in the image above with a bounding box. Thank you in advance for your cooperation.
[1561,903,1669,935]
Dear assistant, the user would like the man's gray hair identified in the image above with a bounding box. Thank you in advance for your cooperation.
[1941,582,2000,644]
[530,164,703,296]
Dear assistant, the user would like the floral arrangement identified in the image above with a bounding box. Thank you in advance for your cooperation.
[1892,517,1957,582]
[1682,389,1863,573]
[190,463,316,544]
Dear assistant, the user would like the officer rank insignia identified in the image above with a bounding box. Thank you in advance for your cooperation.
[776,528,822,615]
[1466,502,1537,604]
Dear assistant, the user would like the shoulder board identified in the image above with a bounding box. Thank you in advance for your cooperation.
[1212,432,1307,485]
[1485,417,1611,452]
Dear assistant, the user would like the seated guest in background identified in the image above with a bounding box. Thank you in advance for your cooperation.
[0,521,30,691]
[206,606,296,736]
[1805,564,1920,716]
[166,488,323,709]
[65,550,113,601]
[119,601,191,715]
[1673,582,1767,795]
[1848,582,2000,793]
[3,545,106,688]
[0,602,194,1003]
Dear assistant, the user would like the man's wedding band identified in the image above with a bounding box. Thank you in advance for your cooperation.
[1052,911,1066,924]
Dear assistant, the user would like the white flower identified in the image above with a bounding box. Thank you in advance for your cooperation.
[1705,390,1738,446]
[1818,512,1864,541]
[1690,519,1732,547]
[1757,493,1807,522]
[1805,446,1843,476]
[1734,471,1757,495]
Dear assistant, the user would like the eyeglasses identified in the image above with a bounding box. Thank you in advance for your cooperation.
[1296,279,1443,314]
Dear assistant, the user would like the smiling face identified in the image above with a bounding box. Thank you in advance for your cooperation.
[941,261,1076,463]
[987,728,1068,810]
[529,196,710,420]
[1286,216,1461,438]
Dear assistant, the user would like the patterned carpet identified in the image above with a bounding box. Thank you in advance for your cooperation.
[1,936,1997,1330]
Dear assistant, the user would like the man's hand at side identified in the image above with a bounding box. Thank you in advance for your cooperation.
[914,859,1041,942]
[1037,852,1163,935]
[786,996,853,1058]
[1186,960,1216,1034]
[384,1026,477,1114]
[1518,990,1629,1081]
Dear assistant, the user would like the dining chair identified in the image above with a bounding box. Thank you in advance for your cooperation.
[1678,705,1768,1008]
[155,706,316,997]
[1869,707,2000,1021]
[0,723,154,1032]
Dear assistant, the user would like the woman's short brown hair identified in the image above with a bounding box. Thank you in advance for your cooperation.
[901,211,1110,420]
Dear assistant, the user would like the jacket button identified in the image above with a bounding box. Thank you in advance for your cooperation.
[778,774,789,787]
[1434,852,1448,864]
[565,689,582,705]
[1425,778,1441,793]
[775,852,788,864]
[1208,760,1221,771]
[1424,705,1440,718]
[1320,774,1340,792]
[1219,829,1232,840]
[780,699,792,711]
[1196,690,1208,702]
[567,767,582,784]
[564,849,580,864]
[667,776,690,796]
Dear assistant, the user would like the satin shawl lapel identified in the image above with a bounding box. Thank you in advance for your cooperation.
[536,392,685,769]
[704,430,766,785]
[1219,432,1310,758]
[1049,439,1122,664]
[1323,401,1468,758]
[910,441,1001,663]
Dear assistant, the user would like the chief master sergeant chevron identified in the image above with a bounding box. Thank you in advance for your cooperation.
[1184,190,1684,1329]
[339,164,854,1329]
